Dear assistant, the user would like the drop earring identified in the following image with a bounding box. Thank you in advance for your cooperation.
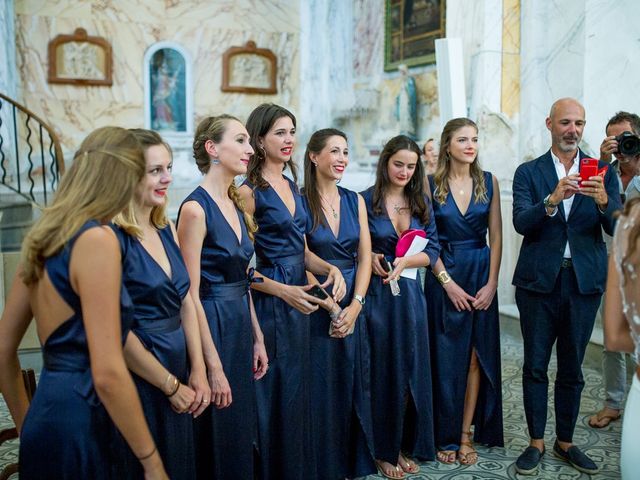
[212,157,220,165]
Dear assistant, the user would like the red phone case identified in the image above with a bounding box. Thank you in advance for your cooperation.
[579,158,599,185]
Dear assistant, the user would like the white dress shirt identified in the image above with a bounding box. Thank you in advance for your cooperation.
[550,150,579,258]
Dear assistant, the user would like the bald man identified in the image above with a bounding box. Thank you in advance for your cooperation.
[511,98,621,475]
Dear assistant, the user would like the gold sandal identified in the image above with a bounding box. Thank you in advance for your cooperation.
[458,431,478,466]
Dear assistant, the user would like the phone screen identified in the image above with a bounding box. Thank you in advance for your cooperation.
[309,285,329,300]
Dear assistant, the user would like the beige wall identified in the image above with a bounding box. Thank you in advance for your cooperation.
[0,252,39,350]
[14,0,301,157]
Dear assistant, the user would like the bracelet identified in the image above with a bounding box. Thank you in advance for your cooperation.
[137,446,157,461]
[162,373,173,393]
[435,270,451,285]
[165,375,180,397]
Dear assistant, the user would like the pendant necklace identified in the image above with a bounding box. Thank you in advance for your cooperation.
[320,191,339,219]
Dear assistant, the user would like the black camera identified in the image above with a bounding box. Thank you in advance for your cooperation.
[615,131,640,156]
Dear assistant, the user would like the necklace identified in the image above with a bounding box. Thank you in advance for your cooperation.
[449,178,469,196]
[393,203,406,214]
[320,191,339,219]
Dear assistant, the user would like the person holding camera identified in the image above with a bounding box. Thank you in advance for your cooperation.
[589,111,640,429]
[512,98,622,475]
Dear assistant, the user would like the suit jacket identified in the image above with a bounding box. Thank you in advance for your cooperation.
[512,149,622,294]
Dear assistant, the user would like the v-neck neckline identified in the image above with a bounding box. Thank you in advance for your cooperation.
[321,187,342,240]
[199,186,244,245]
[267,177,297,219]
[449,180,474,217]
[138,228,174,282]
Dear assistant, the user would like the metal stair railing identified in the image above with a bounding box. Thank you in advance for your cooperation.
[0,92,65,207]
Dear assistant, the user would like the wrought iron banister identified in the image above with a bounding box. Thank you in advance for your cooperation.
[0,92,65,206]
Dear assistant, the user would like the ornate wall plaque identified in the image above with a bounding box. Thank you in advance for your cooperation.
[47,28,112,86]
[385,0,446,71]
[221,41,277,94]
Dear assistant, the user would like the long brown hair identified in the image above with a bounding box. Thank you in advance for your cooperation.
[620,197,640,284]
[372,135,430,224]
[433,117,488,205]
[192,115,257,241]
[245,103,298,189]
[303,128,347,232]
[21,127,145,284]
[113,129,171,237]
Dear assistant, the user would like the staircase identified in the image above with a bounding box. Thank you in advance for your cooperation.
[0,92,64,252]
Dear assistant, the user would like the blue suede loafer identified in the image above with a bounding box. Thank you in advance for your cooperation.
[515,446,545,475]
[552,440,600,474]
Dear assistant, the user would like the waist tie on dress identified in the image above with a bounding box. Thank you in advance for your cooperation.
[327,258,356,270]
[134,314,181,335]
[256,252,305,270]
[43,351,100,406]
[441,239,487,252]
[200,268,263,300]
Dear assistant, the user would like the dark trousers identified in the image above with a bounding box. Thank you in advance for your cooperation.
[516,266,601,442]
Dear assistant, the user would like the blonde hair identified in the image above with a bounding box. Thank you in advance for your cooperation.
[193,115,258,241]
[433,118,488,205]
[113,129,171,237]
[21,127,145,284]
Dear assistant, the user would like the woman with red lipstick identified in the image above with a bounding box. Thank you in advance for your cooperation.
[112,129,209,479]
[361,135,440,479]
[425,118,504,465]
[177,115,269,479]
[239,104,346,480]
[302,128,376,479]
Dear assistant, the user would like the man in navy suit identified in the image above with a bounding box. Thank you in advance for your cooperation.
[512,98,621,475]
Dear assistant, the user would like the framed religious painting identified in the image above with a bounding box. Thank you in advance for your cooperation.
[48,28,113,86]
[384,0,446,71]
[221,41,277,94]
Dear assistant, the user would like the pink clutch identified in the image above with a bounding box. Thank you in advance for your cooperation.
[395,228,427,258]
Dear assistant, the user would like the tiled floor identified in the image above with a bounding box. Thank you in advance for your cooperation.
[0,317,626,479]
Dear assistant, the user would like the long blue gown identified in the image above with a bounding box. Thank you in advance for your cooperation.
[19,220,134,479]
[178,186,256,480]
[361,187,440,464]
[114,224,195,479]
[425,171,504,449]
[302,187,376,479]
[243,176,311,480]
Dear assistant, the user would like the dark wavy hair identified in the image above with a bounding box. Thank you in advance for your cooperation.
[303,128,348,232]
[245,103,298,189]
[372,135,429,224]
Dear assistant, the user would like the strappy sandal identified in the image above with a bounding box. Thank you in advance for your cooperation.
[458,431,478,466]
[436,450,457,464]
[375,459,404,479]
[398,452,420,474]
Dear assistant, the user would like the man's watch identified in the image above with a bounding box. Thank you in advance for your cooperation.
[353,294,365,306]
[543,194,558,209]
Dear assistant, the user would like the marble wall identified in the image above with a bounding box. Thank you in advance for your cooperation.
[0,1,17,99]
[13,0,301,197]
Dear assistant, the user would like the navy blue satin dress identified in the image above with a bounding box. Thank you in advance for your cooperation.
[114,224,195,479]
[361,187,439,463]
[303,187,376,479]
[425,171,504,449]
[178,186,256,480]
[19,220,134,479]
[243,177,311,480]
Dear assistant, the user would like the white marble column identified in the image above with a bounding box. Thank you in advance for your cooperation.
[0,0,17,99]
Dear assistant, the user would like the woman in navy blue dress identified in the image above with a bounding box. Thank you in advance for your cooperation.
[177,115,269,479]
[238,103,346,480]
[425,118,503,465]
[302,128,376,479]
[113,129,210,479]
[362,135,440,479]
[0,127,168,479]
